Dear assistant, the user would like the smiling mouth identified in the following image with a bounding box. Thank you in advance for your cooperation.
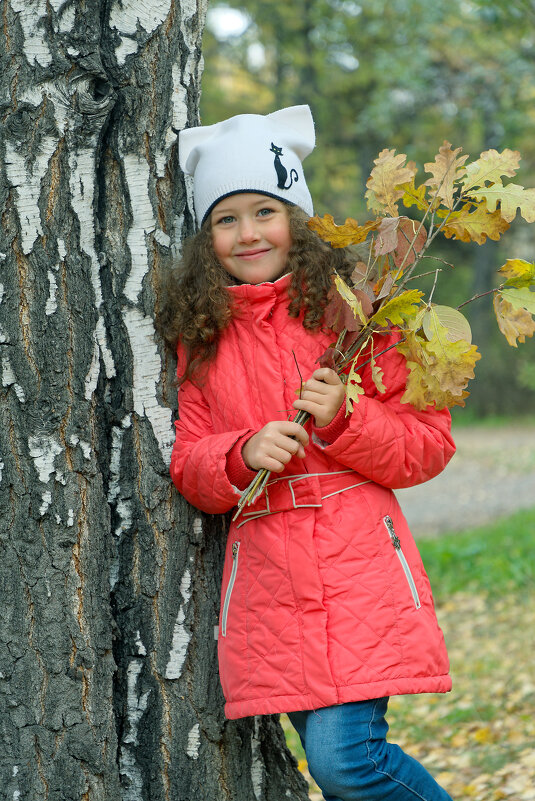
[235,248,271,259]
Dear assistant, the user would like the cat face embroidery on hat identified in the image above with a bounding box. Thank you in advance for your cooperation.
[270,143,299,190]
[179,105,316,226]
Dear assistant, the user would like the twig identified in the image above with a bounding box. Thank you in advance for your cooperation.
[292,349,304,400]
[428,269,441,305]
[457,287,500,310]
[349,337,405,373]
[405,268,444,282]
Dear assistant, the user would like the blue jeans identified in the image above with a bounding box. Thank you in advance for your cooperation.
[288,698,453,801]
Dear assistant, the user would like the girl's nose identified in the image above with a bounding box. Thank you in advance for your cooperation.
[237,217,260,243]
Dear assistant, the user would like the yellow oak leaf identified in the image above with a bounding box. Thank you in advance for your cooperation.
[396,324,480,410]
[395,335,462,410]
[441,203,510,244]
[396,324,424,363]
[467,183,535,223]
[334,273,369,325]
[371,356,386,394]
[498,258,535,288]
[424,329,481,399]
[397,358,429,409]
[462,148,521,192]
[371,289,424,326]
[398,358,449,411]
[365,149,418,216]
[345,364,365,413]
[400,359,471,410]
[399,177,428,211]
[307,214,380,247]
[424,141,469,209]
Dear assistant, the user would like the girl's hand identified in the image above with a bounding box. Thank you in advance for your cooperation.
[242,421,309,473]
[292,368,345,428]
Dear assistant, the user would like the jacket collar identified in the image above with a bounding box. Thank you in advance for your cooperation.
[226,273,292,319]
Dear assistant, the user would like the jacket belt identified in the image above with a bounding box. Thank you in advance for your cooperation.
[236,470,371,527]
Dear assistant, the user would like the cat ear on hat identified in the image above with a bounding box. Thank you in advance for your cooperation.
[179,123,218,175]
[267,105,315,159]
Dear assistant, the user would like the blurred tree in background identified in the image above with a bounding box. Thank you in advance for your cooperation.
[200,0,535,417]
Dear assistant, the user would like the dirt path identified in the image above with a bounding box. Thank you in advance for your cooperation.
[395,423,535,537]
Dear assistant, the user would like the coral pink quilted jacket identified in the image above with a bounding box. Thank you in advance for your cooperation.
[170,274,456,720]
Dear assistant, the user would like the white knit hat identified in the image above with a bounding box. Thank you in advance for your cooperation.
[179,105,315,226]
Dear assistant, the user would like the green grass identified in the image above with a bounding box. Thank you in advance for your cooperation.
[450,409,535,428]
[418,506,535,601]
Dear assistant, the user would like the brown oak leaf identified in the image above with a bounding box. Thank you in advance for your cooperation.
[441,203,510,245]
[493,293,535,346]
[365,150,417,216]
[424,141,469,209]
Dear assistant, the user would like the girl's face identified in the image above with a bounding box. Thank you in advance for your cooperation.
[210,193,292,285]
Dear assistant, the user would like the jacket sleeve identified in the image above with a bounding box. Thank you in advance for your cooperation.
[322,333,456,489]
[170,375,256,514]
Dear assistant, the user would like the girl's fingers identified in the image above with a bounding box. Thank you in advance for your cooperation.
[312,367,341,384]
[273,437,299,456]
[300,388,326,403]
[276,422,309,446]
[270,446,293,464]
[264,457,287,473]
[301,375,341,395]
[265,443,305,471]
[302,376,328,392]
[243,421,309,471]
[293,398,322,416]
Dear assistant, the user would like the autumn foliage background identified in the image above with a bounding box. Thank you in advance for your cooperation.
[200,0,535,419]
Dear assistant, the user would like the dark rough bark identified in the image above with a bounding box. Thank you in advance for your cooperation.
[0,2,309,799]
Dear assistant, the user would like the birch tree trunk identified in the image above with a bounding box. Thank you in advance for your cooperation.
[0,2,309,799]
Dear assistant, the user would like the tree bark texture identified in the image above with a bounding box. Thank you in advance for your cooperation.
[0,2,309,799]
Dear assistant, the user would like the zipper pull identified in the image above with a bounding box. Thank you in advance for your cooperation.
[232,541,239,559]
[384,515,401,549]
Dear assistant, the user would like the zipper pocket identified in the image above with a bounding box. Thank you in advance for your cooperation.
[383,516,421,609]
[221,541,240,637]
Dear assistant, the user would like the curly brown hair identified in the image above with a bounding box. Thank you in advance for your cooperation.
[155,204,354,383]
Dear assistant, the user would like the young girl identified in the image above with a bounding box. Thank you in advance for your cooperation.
[161,105,456,801]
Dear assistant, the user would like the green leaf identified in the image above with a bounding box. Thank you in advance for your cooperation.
[500,287,535,315]
[422,306,473,344]
[462,148,521,192]
[501,287,535,314]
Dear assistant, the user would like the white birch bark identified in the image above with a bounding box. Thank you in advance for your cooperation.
[0,1,309,798]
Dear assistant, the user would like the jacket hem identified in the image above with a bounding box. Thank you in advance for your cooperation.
[224,674,452,719]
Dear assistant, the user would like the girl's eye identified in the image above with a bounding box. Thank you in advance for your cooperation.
[216,215,235,225]
[257,207,274,217]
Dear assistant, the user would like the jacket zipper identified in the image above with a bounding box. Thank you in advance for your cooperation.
[222,541,240,637]
[383,516,421,609]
